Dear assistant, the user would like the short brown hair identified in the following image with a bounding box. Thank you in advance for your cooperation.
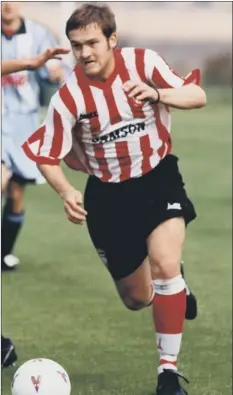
[65,3,116,39]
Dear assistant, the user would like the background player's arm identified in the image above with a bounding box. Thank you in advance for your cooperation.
[1,47,69,75]
[2,59,30,75]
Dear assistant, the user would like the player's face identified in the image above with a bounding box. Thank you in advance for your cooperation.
[69,24,117,80]
[1,2,21,23]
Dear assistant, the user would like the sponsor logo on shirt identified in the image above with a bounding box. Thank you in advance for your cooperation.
[2,73,27,87]
[92,121,146,144]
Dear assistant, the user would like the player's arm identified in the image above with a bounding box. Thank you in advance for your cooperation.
[1,47,69,75]
[123,49,206,109]
[2,59,30,75]
[153,83,206,110]
[21,97,87,225]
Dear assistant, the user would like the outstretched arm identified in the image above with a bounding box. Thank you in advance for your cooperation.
[2,59,30,75]
[1,47,69,75]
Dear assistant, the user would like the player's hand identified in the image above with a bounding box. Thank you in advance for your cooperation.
[27,47,70,70]
[47,64,65,83]
[61,189,88,225]
[122,80,159,104]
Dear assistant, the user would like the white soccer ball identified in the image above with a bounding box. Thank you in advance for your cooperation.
[11,358,71,395]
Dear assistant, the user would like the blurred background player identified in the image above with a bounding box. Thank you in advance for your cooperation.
[22,4,206,394]
[1,46,70,192]
[1,2,67,271]
[1,46,69,369]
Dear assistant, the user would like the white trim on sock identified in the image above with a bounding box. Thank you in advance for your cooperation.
[156,333,182,356]
[152,275,185,295]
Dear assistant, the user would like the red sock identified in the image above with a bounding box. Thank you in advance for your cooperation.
[152,275,186,374]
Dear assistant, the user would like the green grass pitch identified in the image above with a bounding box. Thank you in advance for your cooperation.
[2,91,232,395]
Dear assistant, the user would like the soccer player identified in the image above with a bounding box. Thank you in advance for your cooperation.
[22,4,207,394]
[1,2,67,271]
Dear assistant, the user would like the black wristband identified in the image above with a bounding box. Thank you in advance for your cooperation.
[153,88,160,104]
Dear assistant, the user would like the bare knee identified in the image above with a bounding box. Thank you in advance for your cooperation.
[147,218,185,279]
[122,294,152,311]
[119,284,154,311]
[114,257,153,311]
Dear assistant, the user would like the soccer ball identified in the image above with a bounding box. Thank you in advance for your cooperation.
[11,358,71,395]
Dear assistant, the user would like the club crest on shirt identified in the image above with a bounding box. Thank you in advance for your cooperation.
[79,111,98,120]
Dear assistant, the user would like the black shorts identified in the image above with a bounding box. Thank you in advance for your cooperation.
[84,154,196,280]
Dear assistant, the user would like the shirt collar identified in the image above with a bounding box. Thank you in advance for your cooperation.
[2,19,26,39]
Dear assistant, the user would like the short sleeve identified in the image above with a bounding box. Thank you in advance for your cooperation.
[22,91,76,165]
[144,49,185,89]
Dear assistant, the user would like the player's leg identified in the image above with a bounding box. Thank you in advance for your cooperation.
[1,135,22,270]
[148,218,188,395]
[1,175,26,271]
[147,217,186,362]
[114,256,154,310]
[2,113,45,271]
[84,174,154,310]
[113,219,190,395]
[1,335,18,368]
[113,245,197,320]
[86,224,154,311]
[145,154,196,394]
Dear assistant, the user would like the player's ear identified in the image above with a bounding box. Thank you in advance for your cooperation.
[109,33,118,50]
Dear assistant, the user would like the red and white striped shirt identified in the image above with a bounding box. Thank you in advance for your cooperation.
[22,47,200,183]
